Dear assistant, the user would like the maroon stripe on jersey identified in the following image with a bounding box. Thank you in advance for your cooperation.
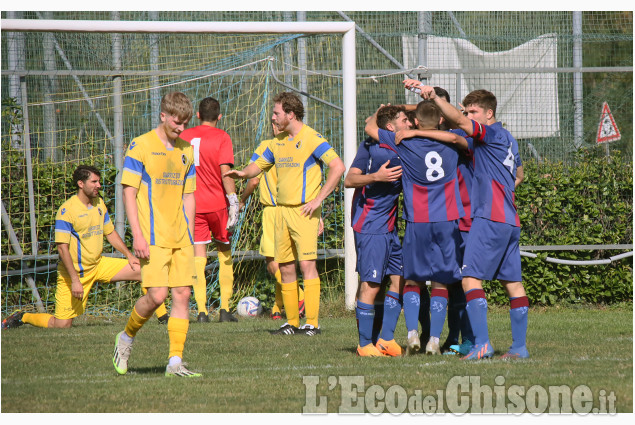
[403,285,420,295]
[513,191,521,227]
[510,296,529,309]
[413,184,430,222]
[431,288,448,299]
[470,121,486,142]
[353,197,375,233]
[387,203,397,232]
[465,288,486,302]
[490,180,506,223]
[379,143,399,155]
[457,168,472,231]
[444,179,460,220]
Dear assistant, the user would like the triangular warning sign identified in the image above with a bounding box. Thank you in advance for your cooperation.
[596,102,621,144]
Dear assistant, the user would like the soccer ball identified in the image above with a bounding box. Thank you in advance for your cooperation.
[237,296,262,317]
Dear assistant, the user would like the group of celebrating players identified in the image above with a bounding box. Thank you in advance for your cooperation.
[2,78,529,377]
[348,80,529,360]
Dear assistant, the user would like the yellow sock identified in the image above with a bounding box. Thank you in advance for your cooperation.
[124,307,151,338]
[218,249,234,311]
[272,269,283,314]
[142,287,168,318]
[281,281,300,327]
[194,256,209,314]
[167,316,189,359]
[303,277,320,328]
[22,312,53,328]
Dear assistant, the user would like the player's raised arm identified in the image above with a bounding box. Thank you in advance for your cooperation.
[395,128,469,151]
[364,106,384,141]
[417,85,473,136]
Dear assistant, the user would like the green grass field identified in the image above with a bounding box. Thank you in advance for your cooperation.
[1,303,632,413]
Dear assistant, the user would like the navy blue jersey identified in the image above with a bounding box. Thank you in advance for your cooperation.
[378,129,464,223]
[350,138,402,234]
[468,121,522,227]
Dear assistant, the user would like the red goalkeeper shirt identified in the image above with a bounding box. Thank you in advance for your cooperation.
[180,124,234,213]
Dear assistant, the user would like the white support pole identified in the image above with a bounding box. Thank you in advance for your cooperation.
[573,11,584,150]
[342,26,358,311]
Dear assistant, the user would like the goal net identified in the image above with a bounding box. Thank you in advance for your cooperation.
[1,18,357,317]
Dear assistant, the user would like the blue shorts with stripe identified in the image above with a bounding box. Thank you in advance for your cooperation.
[354,230,402,284]
[462,217,522,282]
[402,220,462,284]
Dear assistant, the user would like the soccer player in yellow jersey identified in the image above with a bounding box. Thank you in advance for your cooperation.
[225,92,345,335]
[2,165,142,330]
[240,123,308,320]
[112,91,201,378]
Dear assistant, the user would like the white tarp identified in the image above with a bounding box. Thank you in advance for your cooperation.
[402,34,559,138]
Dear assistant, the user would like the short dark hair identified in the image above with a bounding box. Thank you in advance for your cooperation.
[72,165,101,188]
[415,100,441,129]
[463,89,497,117]
[376,105,405,130]
[434,86,450,102]
[273,92,304,121]
[198,97,221,122]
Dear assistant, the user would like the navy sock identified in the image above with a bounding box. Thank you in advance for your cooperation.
[429,288,449,339]
[403,286,420,332]
[371,302,384,345]
[355,300,375,347]
[418,286,430,341]
[465,288,489,345]
[509,296,529,350]
[380,290,401,341]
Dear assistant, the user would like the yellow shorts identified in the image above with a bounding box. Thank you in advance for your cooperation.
[55,257,129,320]
[274,205,320,263]
[141,244,197,288]
[259,205,276,258]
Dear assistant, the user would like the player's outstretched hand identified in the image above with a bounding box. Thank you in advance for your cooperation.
[420,85,437,100]
[224,169,246,180]
[375,160,402,182]
[226,193,240,232]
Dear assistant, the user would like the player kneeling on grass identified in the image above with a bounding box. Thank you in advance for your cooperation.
[1,165,155,330]
[345,105,409,357]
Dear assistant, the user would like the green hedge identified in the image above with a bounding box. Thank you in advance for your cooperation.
[1,127,632,307]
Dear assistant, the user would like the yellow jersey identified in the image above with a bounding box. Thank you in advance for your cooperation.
[253,124,339,206]
[55,195,114,277]
[250,139,278,207]
[121,129,196,248]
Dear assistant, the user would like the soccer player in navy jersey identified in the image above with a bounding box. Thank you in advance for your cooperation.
[366,101,467,355]
[407,81,529,360]
[345,105,409,357]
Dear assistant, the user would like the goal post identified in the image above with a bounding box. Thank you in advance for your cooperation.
[2,19,360,311]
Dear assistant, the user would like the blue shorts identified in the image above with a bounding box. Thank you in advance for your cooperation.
[460,230,469,254]
[402,221,462,284]
[462,217,522,281]
[354,230,402,284]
